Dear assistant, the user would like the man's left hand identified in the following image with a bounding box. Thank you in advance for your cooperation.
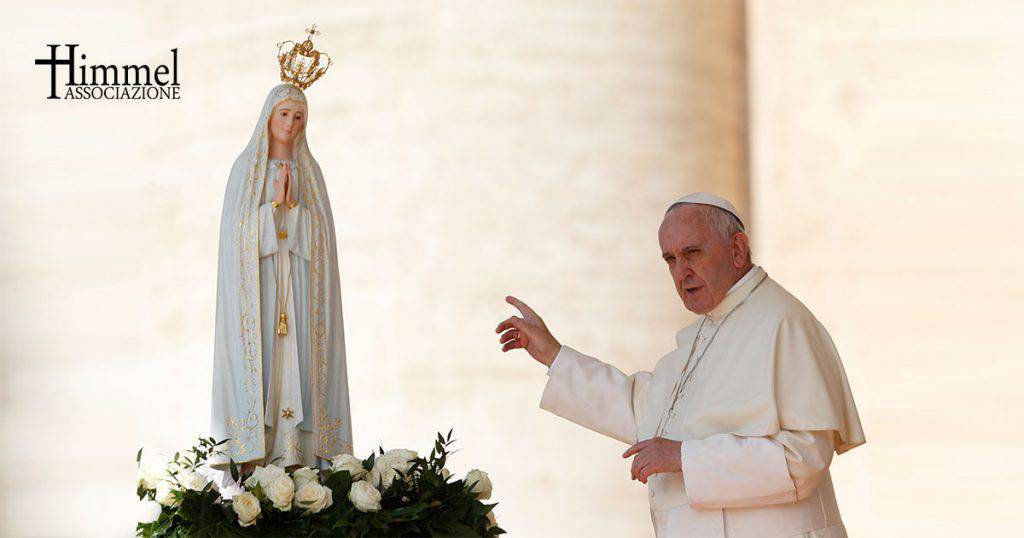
[623,437,682,484]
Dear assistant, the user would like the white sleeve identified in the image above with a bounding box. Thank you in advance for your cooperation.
[680,430,835,509]
[258,202,279,257]
[285,201,311,261]
[539,345,653,445]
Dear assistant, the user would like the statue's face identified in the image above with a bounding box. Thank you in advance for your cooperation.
[658,205,747,315]
[268,99,306,146]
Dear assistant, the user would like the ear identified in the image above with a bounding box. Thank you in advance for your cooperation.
[730,232,750,268]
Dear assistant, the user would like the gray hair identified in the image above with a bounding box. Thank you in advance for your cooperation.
[667,202,747,246]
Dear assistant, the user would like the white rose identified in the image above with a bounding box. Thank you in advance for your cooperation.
[232,491,261,527]
[331,454,367,480]
[177,470,208,492]
[369,449,417,488]
[369,467,398,490]
[265,475,295,511]
[294,482,333,513]
[486,510,498,529]
[348,481,382,513]
[382,449,418,474]
[292,467,320,490]
[137,466,165,491]
[464,469,492,500]
[441,468,451,481]
[218,482,244,501]
[154,481,181,508]
[136,453,171,490]
[244,464,286,491]
[136,500,162,524]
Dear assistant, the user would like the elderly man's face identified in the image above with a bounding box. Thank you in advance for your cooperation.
[659,205,748,315]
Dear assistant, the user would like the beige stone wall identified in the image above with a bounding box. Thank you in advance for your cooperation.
[748,1,1024,535]
[1,1,746,535]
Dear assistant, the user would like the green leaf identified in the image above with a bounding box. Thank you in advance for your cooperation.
[136,447,144,464]
[470,501,494,517]
[229,460,239,483]
[324,469,352,496]
[443,521,478,536]
[389,502,427,518]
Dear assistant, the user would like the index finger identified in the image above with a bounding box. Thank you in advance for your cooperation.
[622,439,651,458]
[506,295,538,318]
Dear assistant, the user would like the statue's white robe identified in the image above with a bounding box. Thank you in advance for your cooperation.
[540,266,865,537]
[211,84,353,473]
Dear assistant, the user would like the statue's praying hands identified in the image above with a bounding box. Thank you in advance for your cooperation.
[272,162,298,208]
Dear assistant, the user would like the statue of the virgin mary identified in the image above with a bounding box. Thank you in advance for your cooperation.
[211,28,351,471]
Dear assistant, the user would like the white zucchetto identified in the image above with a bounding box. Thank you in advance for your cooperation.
[667,192,744,230]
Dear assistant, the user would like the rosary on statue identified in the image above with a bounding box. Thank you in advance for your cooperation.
[274,162,294,337]
[275,250,291,337]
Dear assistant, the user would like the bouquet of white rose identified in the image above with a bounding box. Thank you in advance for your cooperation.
[136,430,504,537]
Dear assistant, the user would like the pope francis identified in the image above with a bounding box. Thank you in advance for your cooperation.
[495,193,865,537]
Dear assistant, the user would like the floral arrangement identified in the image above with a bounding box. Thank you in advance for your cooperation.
[136,430,504,537]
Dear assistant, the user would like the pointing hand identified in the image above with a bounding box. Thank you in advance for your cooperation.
[495,295,561,367]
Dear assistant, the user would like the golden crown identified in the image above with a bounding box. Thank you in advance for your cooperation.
[276,24,332,90]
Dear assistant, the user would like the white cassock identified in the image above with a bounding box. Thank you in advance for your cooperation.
[540,265,865,537]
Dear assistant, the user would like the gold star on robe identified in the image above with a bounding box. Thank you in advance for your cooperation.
[281,407,294,419]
